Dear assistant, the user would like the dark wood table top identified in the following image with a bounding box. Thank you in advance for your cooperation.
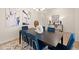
[27,28,63,47]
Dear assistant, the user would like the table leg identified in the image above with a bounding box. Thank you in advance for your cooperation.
[61,36,63,45]
[19,30,21,44]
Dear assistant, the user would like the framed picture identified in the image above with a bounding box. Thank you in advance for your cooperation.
[52,15,59,23]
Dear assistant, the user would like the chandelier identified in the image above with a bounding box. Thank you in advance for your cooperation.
[33,8,45,11]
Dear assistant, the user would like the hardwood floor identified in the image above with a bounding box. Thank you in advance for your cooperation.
[74,41,79,49]
[0,39,20,50]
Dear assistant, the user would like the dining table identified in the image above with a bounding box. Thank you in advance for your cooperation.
[23,28,63,47]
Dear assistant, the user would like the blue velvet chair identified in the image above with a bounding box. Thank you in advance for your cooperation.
[21,26,47,50]
[66,33,75,49]
[49,33,75,50]
[47,27,55,32]
[25,33,47,50]
[21,26,29,45]
[19,26,28,44]
[22,26,28,40]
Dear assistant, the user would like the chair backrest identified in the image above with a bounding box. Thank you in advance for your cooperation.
[47,27,55,32]
[22,26,28,30]
[43,26,45,32]
[67,33,75,49]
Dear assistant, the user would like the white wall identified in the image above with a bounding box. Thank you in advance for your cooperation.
[75,9,79,41]
[0,8,19,44]
[18,8,38,28]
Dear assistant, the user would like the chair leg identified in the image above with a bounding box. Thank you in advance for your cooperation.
[61,36,63,45]
[28,39,31,50]
[21,40,29,50]
[34,40,39,50]
[31,40,34,50]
